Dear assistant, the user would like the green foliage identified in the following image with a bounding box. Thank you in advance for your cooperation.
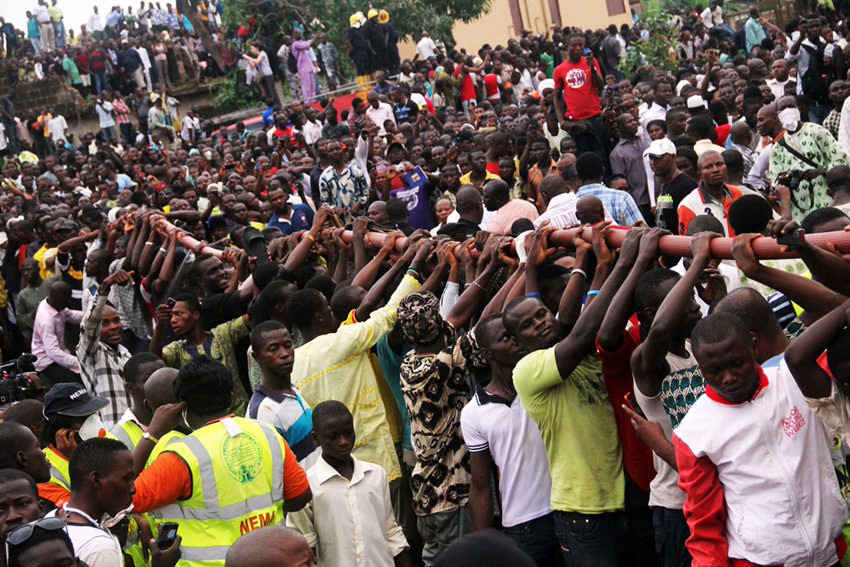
[221,0,491,49]
[212,68,260,111]
[619,3,678,74]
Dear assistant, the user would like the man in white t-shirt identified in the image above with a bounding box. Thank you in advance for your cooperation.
[461,315,560,565]
[47,112,68,146]
[416,31,437,60]
[44,438,136,567]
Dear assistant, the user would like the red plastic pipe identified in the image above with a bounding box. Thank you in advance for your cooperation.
[337,225,850,260]
[153,215,850,261]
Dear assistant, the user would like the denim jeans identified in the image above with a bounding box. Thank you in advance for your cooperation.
[93,72,107,95]
[503,513,564,567]
[651,507,690,567]
[553,510,627,567]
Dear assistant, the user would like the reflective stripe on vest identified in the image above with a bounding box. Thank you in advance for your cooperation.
[152,417,286,567]
[44,448,70,491]
[109,419,144,451]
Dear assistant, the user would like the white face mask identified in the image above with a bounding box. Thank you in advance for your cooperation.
[778,107,801,131]
[78,414,107,441]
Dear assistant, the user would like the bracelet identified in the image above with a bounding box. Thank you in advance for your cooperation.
[526,292,541,298]
[159,247,168,253]
[407,268,421,280]
[571,268,587,279]
[142,432,159,445]
[586,290,600,297]
[305,233,315,242]
[144,242,155,247]
[472,280,486,291]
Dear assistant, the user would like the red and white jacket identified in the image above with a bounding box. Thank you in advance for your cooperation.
[673,361,848,567]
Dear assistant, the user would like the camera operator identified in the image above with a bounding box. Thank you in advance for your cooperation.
[767,95,850,222]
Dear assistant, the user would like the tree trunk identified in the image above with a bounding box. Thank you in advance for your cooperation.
[178,0,226,73]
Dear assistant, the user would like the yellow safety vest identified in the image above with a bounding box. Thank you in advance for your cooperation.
[153,417,287,566]
[109,419,145,451]
[146,430,186,468]
[44,447,70,492]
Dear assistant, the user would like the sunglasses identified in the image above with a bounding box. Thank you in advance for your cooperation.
[6,517,68,554]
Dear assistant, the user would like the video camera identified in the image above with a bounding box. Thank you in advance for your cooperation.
[0,353,41,405]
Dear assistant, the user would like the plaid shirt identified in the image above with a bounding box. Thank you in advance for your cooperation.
[76,293,132,428]
[576,183,645,226]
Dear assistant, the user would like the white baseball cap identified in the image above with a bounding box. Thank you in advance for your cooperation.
[644,138,677,158]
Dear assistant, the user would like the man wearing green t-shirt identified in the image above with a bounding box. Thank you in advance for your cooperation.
[505,225,643,566]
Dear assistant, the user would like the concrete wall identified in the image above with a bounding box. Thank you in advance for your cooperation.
[399,0,632,59]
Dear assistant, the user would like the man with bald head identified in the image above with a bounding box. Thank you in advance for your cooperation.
[677,150,745,236]
[139,366,187,466]
[109,353,165,450]
[225,525,315,567]
[367,200,389,224]
[0,422,50,483]
[576,196,606,225]
[483,179,539,235]
[535,172,614,229]
[32,279,83,388]
[437,186,484,241]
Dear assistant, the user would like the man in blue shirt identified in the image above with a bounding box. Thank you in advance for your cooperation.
[268,187,313,235]
[262,99,277,129]
[575,152,645,226]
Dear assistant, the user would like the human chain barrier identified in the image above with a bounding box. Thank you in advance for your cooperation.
[151,217,850,261]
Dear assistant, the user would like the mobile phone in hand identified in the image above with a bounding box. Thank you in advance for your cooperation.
[776,228,805,249]
[166,297,176,308]
[156,522,179,549]
[624,392,647,419]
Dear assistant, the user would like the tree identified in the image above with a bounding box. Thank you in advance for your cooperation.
[220,0,492,49]
[619,2,677,75]
[178,0,225,72]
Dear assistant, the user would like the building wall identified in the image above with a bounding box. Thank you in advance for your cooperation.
[399,0,631,60]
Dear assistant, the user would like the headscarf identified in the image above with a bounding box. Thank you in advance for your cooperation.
[398,291,447,344]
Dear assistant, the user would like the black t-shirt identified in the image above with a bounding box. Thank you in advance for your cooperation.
[656,173,698,234]
[201,290,243,329]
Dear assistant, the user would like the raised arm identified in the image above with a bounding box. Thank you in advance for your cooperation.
[732,233,843,323]
[631,232,718,397]
[552,225,642,379]
[598,228,663,351]
[283,207,332,273]
[785,298,850,398]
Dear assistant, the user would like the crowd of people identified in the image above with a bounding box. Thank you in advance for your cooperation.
[4,2,850,567]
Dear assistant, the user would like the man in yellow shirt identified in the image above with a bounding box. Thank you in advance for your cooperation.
[287,240,434,484]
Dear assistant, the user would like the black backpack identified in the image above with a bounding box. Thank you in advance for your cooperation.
[801,43,833,104]
[287,50,298,74]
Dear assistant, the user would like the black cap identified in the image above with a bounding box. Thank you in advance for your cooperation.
[43,384,108,420]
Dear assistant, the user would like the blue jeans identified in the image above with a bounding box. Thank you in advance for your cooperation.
[554,511,627,567]
[54,21,65,47]
[503,513,563,567]
[651,507,690,567]
[93,72,107,95]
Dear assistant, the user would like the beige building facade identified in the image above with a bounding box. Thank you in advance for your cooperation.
[400,0,632,58]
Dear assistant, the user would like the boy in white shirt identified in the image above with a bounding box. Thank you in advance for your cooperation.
[287,401,411,567]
